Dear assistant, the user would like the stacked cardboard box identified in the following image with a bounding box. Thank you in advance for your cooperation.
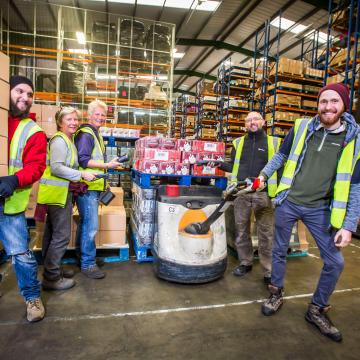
[303,67,324,79]
[35,186,126,250]
[268,82,302,91]
[265,111,300,122]
[267,94,301,107]
[30,103,59,137]
[270,58,304,77]
[0,52,9,178]
[302,99,317,109]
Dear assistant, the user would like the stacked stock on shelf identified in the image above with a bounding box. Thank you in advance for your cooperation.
[30,103,59,138]
[133,137,226,177]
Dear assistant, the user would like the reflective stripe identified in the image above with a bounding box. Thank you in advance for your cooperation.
[233,158,240,165]
[281,177,292,185]
[15,121,37,166]
[9,159,23,167]
[332,200,347,209]
[288,154,299,162]
[336,173,352,181]
[267,179,277,185]
[92,154,104,161]
[39,178,68,187]
[289,119,309,160]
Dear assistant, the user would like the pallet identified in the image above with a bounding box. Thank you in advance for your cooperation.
[304,74,324,81]
[130,223,153,263]
[33,243,129,265]
[131,169,227,190]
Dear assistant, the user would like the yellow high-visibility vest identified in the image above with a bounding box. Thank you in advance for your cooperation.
[75,126,105,191]
[5,118,44,214]
[230,135,281,197]
[37,131,77,207]
[277,118,360,229]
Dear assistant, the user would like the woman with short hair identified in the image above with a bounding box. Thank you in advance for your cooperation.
[37,107,95,290]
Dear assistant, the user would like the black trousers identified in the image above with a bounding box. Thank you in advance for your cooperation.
[42,192,73,280]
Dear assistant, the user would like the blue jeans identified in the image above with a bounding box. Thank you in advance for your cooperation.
[271,199,344,307]
[75,190,99,269]
[0,203,40,301]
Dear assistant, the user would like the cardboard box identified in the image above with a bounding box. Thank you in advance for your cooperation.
[0,164,8,176]
[99,230,126,247]
[302,99,317,108]
[268,94,301,107]
[0,51,9,83]
[109,186,124,206]
[270,58,304,76]
[0,79,9,111]
[100,206,126,231]
[41,104,59,123]
[0,108,8,137]
[41,121,57,138]
[30,104,42,123]
[0,136,8,165]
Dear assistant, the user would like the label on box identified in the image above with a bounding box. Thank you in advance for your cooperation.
[154,150,169,161]
[203,166,216,175]
[204,142,217,152]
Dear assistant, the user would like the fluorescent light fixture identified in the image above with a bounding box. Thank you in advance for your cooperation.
[88,0,221,11]
[173,52,185,59]
[135,111,145,116]
[69,48,90,55]
[270,16,307,34]
[76,31,86,45]
[305,31,331,44]
[95,74,119,80]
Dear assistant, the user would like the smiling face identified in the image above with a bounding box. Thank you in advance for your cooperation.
[10,83,33,117]
[245,111,265,133]
[59,112,79,138]
[318,90,345,129]
[88,106,107,129]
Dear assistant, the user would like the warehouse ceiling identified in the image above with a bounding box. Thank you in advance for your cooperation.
[2,0,336,93]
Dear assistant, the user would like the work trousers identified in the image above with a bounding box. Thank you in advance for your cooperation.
[233,191,274,277]
[271,199,344,307]
[42,192,73,281]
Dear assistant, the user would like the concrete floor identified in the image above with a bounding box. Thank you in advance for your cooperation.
[1,237,360,360]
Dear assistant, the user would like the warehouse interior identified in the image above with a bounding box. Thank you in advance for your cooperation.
[0,0,360,358]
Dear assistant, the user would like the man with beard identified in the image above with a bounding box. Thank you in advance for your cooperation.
[0,76,47,322]
[221,112,281,284]
[258,83,360,342]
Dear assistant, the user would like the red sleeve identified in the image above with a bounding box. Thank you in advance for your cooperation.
[15,131,47,188]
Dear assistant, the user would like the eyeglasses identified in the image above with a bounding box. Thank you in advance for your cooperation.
[245,117,262,123]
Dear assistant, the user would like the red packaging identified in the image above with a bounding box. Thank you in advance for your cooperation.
[192,165,225,177]
[159,162,176,175]
[182,152,197,164]
[192,140,226,154]
[139,161,160,174]
[197,152,214,162]
[175,163,190,175]
[141,148,181,162]
[140,136,160,148]
[177,139,192,152]
[159,138,177,150]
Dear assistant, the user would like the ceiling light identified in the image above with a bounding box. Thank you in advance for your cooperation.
[305,31,331,44]
[69,48,90,55]
[173,52,185,59]
[270,16,308,34]
[76,31,86,45]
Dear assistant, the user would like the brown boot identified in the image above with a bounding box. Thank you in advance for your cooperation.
[305,303,342,342]
[261,284,284,316]
[26,298,45,322]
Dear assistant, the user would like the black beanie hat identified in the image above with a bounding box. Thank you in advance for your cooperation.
[10,75,34,92]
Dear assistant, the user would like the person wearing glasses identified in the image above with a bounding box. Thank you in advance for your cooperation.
[221,112,281,284]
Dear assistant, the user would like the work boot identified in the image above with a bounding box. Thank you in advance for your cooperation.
[261,284,284,316]
[233,264,252,277]
[42,277,75,291]
[81,265,106,279]
[305,303,342,342]
[61,267,75,278]
[26,298,45,322]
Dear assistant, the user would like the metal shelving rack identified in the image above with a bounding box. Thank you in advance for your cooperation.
[195,79,204,139]
[0,0,175,135]
[324,0,360,118]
